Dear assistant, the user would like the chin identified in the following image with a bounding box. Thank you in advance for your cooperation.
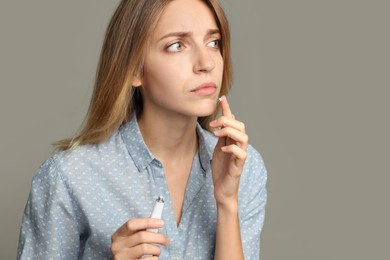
[194,107,216,118]
[185,98,218,117]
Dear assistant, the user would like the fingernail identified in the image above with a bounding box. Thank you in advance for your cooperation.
[156,219,164,226]
[209,120,217,126]
[219,96,223,102]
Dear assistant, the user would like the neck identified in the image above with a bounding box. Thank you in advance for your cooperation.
[137,110,198,164]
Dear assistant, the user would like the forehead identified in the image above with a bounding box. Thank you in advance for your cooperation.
[151,0,218,38]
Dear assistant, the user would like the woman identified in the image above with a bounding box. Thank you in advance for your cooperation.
[18,0,267,259]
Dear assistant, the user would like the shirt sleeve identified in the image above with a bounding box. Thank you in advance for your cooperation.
[239,145,268,260]
[18,157,82,260]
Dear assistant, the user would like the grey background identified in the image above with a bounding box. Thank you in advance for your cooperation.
[1,0,389,259]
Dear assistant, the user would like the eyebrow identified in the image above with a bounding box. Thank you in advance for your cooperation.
[158,28,221,42]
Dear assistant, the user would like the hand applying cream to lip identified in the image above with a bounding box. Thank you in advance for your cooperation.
[210,95,248,260]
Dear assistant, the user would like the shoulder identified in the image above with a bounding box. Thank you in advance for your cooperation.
[246,144,267,175]
[35,130,126,184]
[240,144,267,195]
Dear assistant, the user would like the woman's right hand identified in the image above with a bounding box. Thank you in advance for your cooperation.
[111,218,169,260]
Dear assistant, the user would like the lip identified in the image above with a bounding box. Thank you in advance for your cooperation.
[191,82,217,96]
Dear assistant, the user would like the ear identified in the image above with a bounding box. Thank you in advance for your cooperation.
[132,74,143,87]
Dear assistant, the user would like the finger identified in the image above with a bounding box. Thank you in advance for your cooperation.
[219,95,233,118]
[112,231,169,252]
[133,231,170,247]
[133,243,162,258]
[213,128,248,149]
[141,256,159,260]
[209,116,245,133]
[115,243,162,259]
[114,218,164,238]
[214,133,227,149]
[111,231,169,258]
[221,145,247,166]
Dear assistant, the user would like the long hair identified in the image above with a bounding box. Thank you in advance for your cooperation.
[55,0,232,151]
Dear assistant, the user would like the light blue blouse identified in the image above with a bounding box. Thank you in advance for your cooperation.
[18,114,267,260]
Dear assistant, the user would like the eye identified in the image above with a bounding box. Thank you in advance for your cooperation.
[207,39,220,49]
[166,42,184,53]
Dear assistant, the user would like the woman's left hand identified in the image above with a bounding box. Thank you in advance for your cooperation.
[210,95,248,208]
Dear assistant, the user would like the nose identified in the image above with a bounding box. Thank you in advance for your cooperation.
[193,47,216,73]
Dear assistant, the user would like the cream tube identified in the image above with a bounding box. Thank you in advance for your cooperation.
[142,196,165,258]
[146,196,164,233]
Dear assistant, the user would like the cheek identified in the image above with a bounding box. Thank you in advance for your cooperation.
[215,56,224,81]
[143,57,187,91]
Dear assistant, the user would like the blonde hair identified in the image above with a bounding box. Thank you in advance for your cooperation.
[55,0,232,151]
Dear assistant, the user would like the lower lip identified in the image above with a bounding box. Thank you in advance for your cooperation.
[192,86,217,96]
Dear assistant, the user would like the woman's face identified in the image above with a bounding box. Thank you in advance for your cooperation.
[138,0,224,119]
